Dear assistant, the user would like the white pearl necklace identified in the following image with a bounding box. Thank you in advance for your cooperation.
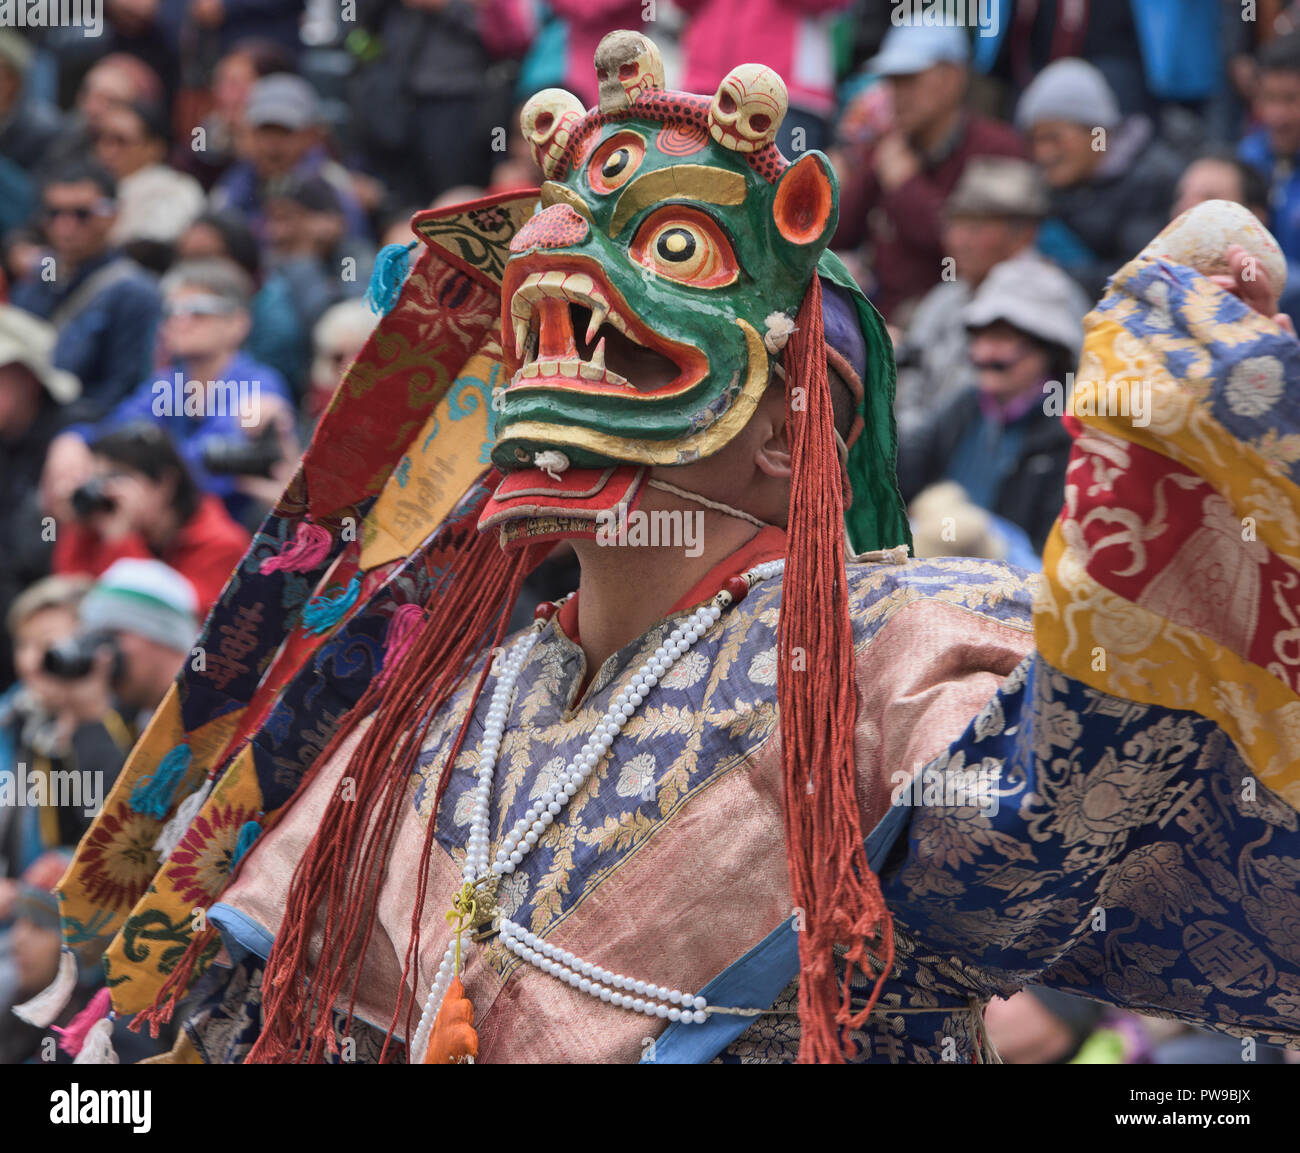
[410,559,786,1061]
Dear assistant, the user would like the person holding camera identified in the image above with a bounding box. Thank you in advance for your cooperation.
[0,562,195,929]
[40,257,297,531]
[48,424,250,617]
[0,578,90,923]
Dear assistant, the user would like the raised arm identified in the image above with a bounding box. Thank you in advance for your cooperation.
[877,209,1300,1051]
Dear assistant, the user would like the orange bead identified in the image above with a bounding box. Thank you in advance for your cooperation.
[423,976,480,1064]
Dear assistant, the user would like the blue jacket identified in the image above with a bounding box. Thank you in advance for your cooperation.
[971,0,1222,101]
[10,251,161,424]
[76,350,292,522]
[1240,129,1300,271]
[210,148,371,247]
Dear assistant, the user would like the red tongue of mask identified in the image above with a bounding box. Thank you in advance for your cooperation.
[478,466,647,551]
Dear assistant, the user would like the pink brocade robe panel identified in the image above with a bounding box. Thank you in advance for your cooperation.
[203,556,1036,1062]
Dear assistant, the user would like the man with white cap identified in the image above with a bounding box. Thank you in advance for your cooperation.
[1016,57,1183,300]
[833,23,1024,323]
[0,307,81,694]
[896,257,1088,554]
[61,558,200,734]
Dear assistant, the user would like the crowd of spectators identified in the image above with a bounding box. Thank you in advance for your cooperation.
[3,0,1300,1065]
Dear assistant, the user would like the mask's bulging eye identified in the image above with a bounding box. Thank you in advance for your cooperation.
[588,133,645,194]
[630,208,738,288]
[603,149,630,179]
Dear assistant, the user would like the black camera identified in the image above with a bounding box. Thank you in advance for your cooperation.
[201,424,281,477]
[70,476,116,519]
[42,629,124,681]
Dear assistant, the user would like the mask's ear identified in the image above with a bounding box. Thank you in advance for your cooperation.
[772,152,838,248]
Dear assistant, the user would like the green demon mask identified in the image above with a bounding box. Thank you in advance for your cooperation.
[494,32,839,470]
[481,30,909,558]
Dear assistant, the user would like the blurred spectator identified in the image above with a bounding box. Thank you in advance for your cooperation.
[907,481,1039,571]
[676,0,852,155]
[1148,1022,1291,1064]
[0,33,63,236]
[40,53,166,179]
[486,106,541,193]
[44,258,294,530]
[210,72,369,247]
[49,424,251,615]
[176,210,307,393]
[1240,33,1300,290]
[0,559,198,1048]
[1017,57,1182,301]
[985,988,1109,1064]
[0,582,92,883]
[305,297,379,426]
[0,854,100,1065]
[0,562,199,911]
[378,206,426,249]
[10,160,162,424]
[264,173,372,336]
[183,38,296,188]
[0,308,81,694]
[167,0,307,62]
[349,0,533,206]
[893,157,1074,436]
[93,99,205,251]
[833,24,1025,323]
[1172,149,1270,221]
[975,0,1224,120]
[896,258,1086,553]
[74,558,199,718]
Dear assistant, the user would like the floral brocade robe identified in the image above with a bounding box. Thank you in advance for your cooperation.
[184,548,1300,1063]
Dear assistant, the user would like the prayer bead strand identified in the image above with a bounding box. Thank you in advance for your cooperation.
[413,560,785,1059]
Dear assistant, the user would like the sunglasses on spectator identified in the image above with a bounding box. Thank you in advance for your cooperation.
[42,200,115,222]
[971,346,1033,374]
[163,294,240,319]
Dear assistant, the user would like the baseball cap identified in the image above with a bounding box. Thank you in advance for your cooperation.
[868,24,970,78]
[245,73,319,131]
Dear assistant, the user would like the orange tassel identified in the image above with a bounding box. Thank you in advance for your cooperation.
[423,977,478,1064]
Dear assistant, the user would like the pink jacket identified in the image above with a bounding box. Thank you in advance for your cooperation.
[674,0,852,117]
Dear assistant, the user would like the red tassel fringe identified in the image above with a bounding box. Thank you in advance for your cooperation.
[778,276,894,1063]
[245,526,536,1064]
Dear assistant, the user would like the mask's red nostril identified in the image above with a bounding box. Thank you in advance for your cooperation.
[509,204,589,254]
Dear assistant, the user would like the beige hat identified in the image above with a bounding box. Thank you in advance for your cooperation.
[0,306,81,404]
[946,157,1048,220]
[909,482,1006,561]
[0,31,32,76]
